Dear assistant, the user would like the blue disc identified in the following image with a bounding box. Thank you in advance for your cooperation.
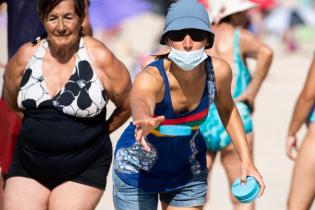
[231,176,260,203]
[159,125,192,136]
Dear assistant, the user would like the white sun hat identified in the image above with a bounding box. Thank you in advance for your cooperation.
[211,0,257,23]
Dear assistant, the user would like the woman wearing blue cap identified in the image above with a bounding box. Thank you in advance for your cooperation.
[112,0,265,209]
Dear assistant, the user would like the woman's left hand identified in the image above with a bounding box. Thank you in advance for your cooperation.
[240,161,265,197]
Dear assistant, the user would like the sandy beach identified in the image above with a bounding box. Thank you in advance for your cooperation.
[1,12,315,210]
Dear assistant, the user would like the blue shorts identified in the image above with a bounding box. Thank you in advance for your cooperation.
[200,102,253,151]
[112,170,208,210]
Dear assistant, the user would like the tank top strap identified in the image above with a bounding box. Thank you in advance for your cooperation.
[205,56,216,106]
[31,39,48,61]
[233,27,241,59]
[232,27,252,98]
[147,58,172,111]
[76,37,90,62]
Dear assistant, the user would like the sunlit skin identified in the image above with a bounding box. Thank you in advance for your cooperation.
[205,9,272,210]
[132,32,264,210]
[43,0,83,59]
[168,35,207,51]
[165,35,208,86]
[3,0,131,209]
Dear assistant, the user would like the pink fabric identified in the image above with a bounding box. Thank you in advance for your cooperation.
[250,0,277,10]
[198,0,209,9]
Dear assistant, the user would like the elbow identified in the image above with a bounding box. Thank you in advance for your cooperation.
[300,92,315,103]
[260,46,273,62]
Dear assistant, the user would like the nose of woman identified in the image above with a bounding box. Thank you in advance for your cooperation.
[56,18,67,35]
[183,35,193,51]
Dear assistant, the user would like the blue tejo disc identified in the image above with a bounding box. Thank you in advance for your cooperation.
[159,125,192,136]
[231,176,260,203]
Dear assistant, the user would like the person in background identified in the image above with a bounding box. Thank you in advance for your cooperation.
[112,1,264,210]
[286,53,315,210]
[200,0,273,210]
[88,0,164,78]
[3,0,131,209]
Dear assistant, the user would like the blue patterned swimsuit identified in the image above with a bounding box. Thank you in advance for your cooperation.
[200,28,253,151]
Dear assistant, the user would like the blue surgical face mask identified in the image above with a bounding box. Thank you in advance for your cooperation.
[168,47,207,71]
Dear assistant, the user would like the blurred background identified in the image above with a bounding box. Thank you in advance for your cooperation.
[0,0,315,209]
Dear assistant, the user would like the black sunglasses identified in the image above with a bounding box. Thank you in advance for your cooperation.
[167,29,208,42]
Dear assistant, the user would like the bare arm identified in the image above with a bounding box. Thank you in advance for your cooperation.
[238,29,273,109]
[213,57,265,195]
[87,38,132,133]
[286,53,315,159]
[4,43,34,116]
[131,67,165,151]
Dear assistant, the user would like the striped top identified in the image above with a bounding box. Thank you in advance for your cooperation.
[113,57,216,192]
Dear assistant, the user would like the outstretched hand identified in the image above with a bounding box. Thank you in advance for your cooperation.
[286,135,298,160]
[133,115,165,151]
[240,161,265,197]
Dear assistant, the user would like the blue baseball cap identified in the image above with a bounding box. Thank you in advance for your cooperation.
[160,0,215,48]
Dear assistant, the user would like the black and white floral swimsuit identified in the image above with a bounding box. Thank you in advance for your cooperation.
[17,37,107,117]
[9,37,112,189]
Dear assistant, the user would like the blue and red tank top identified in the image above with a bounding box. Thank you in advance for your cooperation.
[113,57,216,192]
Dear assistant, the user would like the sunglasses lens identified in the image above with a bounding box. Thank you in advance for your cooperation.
[189,30,207,41]
[167,30,207,42]
[167,31,186,42]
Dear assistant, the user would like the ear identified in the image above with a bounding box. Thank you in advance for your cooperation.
[166,38,172,47]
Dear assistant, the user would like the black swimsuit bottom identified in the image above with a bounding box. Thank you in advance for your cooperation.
[7,106,112,190]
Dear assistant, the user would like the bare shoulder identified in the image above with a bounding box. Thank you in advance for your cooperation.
[239,28,263,46]
[9,41,40,70]
[136,65,163,85]
[211,56,232,82]
[83,36,114,67]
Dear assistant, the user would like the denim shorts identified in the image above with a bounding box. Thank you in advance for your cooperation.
[112,170,208,210]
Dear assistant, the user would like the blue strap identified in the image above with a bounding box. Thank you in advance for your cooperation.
[147,59,172,110]
[205,57,216,107]
[232,28,251,99]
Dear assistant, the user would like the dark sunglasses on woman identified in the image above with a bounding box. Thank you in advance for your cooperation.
[167,29,208,42]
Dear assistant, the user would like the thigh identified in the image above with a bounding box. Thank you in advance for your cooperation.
[4,177,50,210]
[49,181,103,210]
[112,171,158,210]
[160,170,208,209]
[288,124,315,210]
[221,133,254,210]
[221,132,254,184]
[161,202,202,210]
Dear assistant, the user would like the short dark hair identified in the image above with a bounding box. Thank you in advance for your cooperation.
[37,0,86,21]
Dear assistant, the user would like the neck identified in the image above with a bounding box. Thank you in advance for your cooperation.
[170,60,205,84]
[48,38,80,63]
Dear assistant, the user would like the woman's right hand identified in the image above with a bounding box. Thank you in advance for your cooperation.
[133,116,165,151]
[286,135,298,160]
